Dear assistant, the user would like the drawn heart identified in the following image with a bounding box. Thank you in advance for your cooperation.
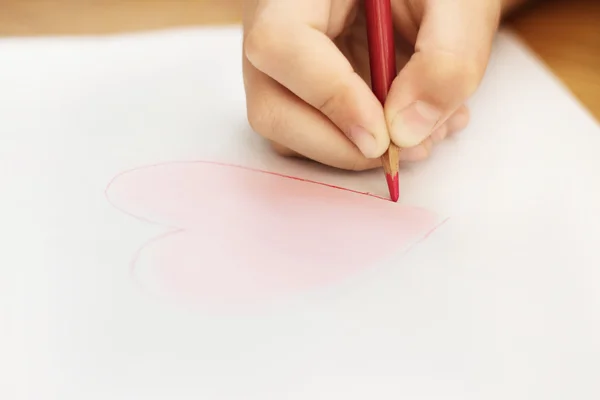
[106,161,443,309]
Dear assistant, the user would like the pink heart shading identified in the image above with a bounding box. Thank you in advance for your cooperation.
[106,161,443,308]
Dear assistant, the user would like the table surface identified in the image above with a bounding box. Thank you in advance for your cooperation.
[0,0,598,121]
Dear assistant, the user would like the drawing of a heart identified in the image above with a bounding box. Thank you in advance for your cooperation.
[105,162,443,309]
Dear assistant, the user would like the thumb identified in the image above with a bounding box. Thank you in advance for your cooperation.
[385,0,501,148]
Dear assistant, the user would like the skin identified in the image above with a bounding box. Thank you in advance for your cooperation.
[242,0,529,171]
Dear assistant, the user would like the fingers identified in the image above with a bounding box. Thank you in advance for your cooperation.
[244,0,390,159]
[243,55,381,171]
[386,0,500,148]
[445,105,470,137]
[430,105,470,143]
[271,104,469,165]
[400,105,470,162]
[269,141,301,158]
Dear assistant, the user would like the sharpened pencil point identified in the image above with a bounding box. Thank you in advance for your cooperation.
[385,172,399,202]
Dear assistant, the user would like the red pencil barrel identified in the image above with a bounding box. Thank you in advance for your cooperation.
[364,0,397,105]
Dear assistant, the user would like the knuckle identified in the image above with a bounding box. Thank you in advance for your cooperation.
[315,73,353,119]
[244,20,282,68]
[444,57,482,97]
[317,85,342,117]
[455,59,482,96]
[422,51,483,99]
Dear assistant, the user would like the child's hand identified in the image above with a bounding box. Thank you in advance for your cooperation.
[242,0,514,170]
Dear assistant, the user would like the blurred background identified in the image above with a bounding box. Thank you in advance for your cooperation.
[0,0,598,119]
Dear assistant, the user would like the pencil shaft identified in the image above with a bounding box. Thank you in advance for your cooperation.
[364,0,396,104]
[364,0,400,202]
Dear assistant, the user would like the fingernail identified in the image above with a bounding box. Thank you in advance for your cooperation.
[390,101,442,147]
[347,126,379,158]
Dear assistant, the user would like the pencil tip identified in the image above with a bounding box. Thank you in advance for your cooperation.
[385,172,399,202]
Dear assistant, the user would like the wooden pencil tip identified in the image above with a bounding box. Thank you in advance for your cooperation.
[385,172,399,202]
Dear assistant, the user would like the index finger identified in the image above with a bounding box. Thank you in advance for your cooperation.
[244,0,390,159]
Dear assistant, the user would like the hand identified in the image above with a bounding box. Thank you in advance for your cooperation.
[242,0,513,170]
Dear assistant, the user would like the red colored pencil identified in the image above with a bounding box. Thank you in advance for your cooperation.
[364,0,401,202]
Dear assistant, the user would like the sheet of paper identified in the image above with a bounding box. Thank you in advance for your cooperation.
[2,26,599,399]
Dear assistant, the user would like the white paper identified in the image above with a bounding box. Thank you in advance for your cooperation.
[2,26,599,399]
